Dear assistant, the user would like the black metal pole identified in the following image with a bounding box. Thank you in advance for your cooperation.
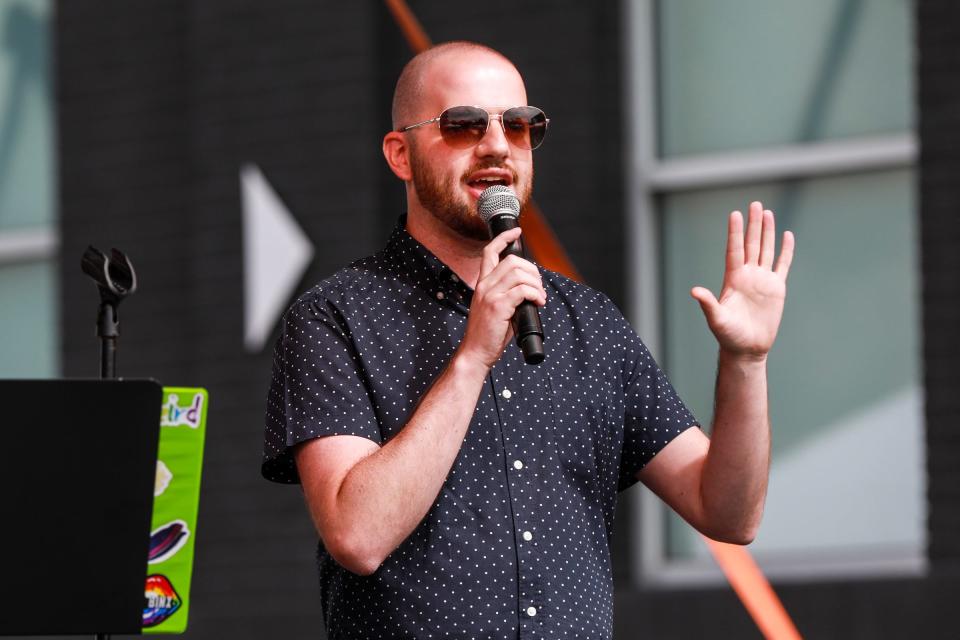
[83,245,137,640]
[98,302,118,379]
[96,304,116,640]
[97,305,117,640]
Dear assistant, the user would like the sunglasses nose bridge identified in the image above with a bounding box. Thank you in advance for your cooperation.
[475,112,511,152]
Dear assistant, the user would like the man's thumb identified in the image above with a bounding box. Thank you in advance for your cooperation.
[690,286,720,320]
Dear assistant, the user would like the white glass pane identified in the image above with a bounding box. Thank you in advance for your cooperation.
[0,260,58,377]
[660,169,924,561]
[658,0,914,156]
[0,0,55,231]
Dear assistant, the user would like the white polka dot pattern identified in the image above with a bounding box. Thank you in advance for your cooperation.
[263,217,698,639]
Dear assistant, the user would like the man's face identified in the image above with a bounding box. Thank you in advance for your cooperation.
[404,53,534,242]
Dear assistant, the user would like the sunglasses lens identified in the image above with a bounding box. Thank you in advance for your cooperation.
[438,106,489,148]
[502,106,548,150]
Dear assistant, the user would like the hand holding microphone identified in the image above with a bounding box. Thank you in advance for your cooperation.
[476,185,546,365]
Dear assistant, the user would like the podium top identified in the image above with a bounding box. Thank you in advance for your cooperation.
[0,379,162,636]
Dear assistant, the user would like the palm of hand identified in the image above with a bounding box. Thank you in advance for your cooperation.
[692,202,795,358]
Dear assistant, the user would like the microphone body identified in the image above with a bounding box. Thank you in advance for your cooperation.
[477,186,545,365]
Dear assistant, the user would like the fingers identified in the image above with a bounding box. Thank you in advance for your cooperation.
[760,208,776,268]
[479,254,545,303]
[501,283,547,310]
[774,230,795,278]
[476,228,546,319]
[479,226,523,281]
[726,210,744,273]
[730,202,785,271]
[744,201,763,264]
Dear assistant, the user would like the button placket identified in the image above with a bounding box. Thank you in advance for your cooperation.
[518,355,553,636]
[497,352,549,638]
[490,360,537,636]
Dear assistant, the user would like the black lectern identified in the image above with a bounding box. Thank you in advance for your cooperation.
[0,379,162,636]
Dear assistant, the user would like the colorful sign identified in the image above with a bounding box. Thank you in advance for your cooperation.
[144,388,207,633]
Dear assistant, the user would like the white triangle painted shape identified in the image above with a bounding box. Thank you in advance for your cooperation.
[241,163,314,352]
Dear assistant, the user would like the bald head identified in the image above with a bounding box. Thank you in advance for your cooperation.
[391,41,520,130]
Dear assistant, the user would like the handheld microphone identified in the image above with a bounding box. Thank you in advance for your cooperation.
[477,185,545,365]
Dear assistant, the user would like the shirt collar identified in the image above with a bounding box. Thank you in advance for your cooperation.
[385,214,473,308]
[385,215,451,282]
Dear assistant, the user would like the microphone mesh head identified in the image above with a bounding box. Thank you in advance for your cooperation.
[477,185,520,223]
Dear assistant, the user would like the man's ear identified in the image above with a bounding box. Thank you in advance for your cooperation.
[383,131,412,181]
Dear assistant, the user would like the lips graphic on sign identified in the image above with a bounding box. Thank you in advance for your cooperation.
[143,574,181,627]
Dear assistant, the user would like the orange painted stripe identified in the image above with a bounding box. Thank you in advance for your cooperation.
[705,537,803,639]
[383,0,432,53]
[383,4,800,636]
[520,202,583,282]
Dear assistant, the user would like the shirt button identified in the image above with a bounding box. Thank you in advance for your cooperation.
[450,273,459,283]
[435,291,445,300]
[522,531,533,541]
[513,460,524,470]
[526,606,537,618]
[501,389,512,399]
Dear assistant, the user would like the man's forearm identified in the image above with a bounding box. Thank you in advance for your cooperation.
[700,349,771,543]
[329,349,489,572]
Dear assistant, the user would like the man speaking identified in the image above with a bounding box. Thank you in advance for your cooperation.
[262,41,794,639]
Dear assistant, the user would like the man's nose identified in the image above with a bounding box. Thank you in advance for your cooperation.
[475,115,510,158]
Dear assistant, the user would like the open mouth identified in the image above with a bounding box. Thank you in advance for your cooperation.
[467,176,510,188]
[465,171,514,199]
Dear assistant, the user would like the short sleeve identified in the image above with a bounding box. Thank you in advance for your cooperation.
[262,297,382,484]
[615,313,699,491]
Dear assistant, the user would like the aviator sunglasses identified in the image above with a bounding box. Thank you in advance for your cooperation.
[398,105,550,150]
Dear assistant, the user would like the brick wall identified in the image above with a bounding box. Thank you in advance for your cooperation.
[917,0,960,570]
[58,1,380,637]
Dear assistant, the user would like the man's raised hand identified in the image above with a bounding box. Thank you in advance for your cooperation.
[690,201,795,360]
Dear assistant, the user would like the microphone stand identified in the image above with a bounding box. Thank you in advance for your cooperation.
[81,246,138,640]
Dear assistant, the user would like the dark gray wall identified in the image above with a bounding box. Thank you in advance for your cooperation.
[917,0,960,571]
[57,1,382,637]
[52,0,960,638]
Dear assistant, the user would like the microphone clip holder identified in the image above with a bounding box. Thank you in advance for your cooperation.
[81,246,138,379]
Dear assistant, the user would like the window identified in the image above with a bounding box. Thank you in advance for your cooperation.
[0,0,58,378]
[625,0,923,583]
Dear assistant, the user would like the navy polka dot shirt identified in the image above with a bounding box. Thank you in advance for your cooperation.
[263,217,698,639]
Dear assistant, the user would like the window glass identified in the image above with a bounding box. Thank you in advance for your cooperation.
[0,0,54,231]
[0,260,58,377]
[658,0,914,157]
[0,0,57,380]
[660,169,924,559]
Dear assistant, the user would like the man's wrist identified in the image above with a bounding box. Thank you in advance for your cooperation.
[450,348,492,383]
[718,347,768,369]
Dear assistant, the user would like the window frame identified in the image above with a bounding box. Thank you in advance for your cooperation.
[622,0,925,587]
